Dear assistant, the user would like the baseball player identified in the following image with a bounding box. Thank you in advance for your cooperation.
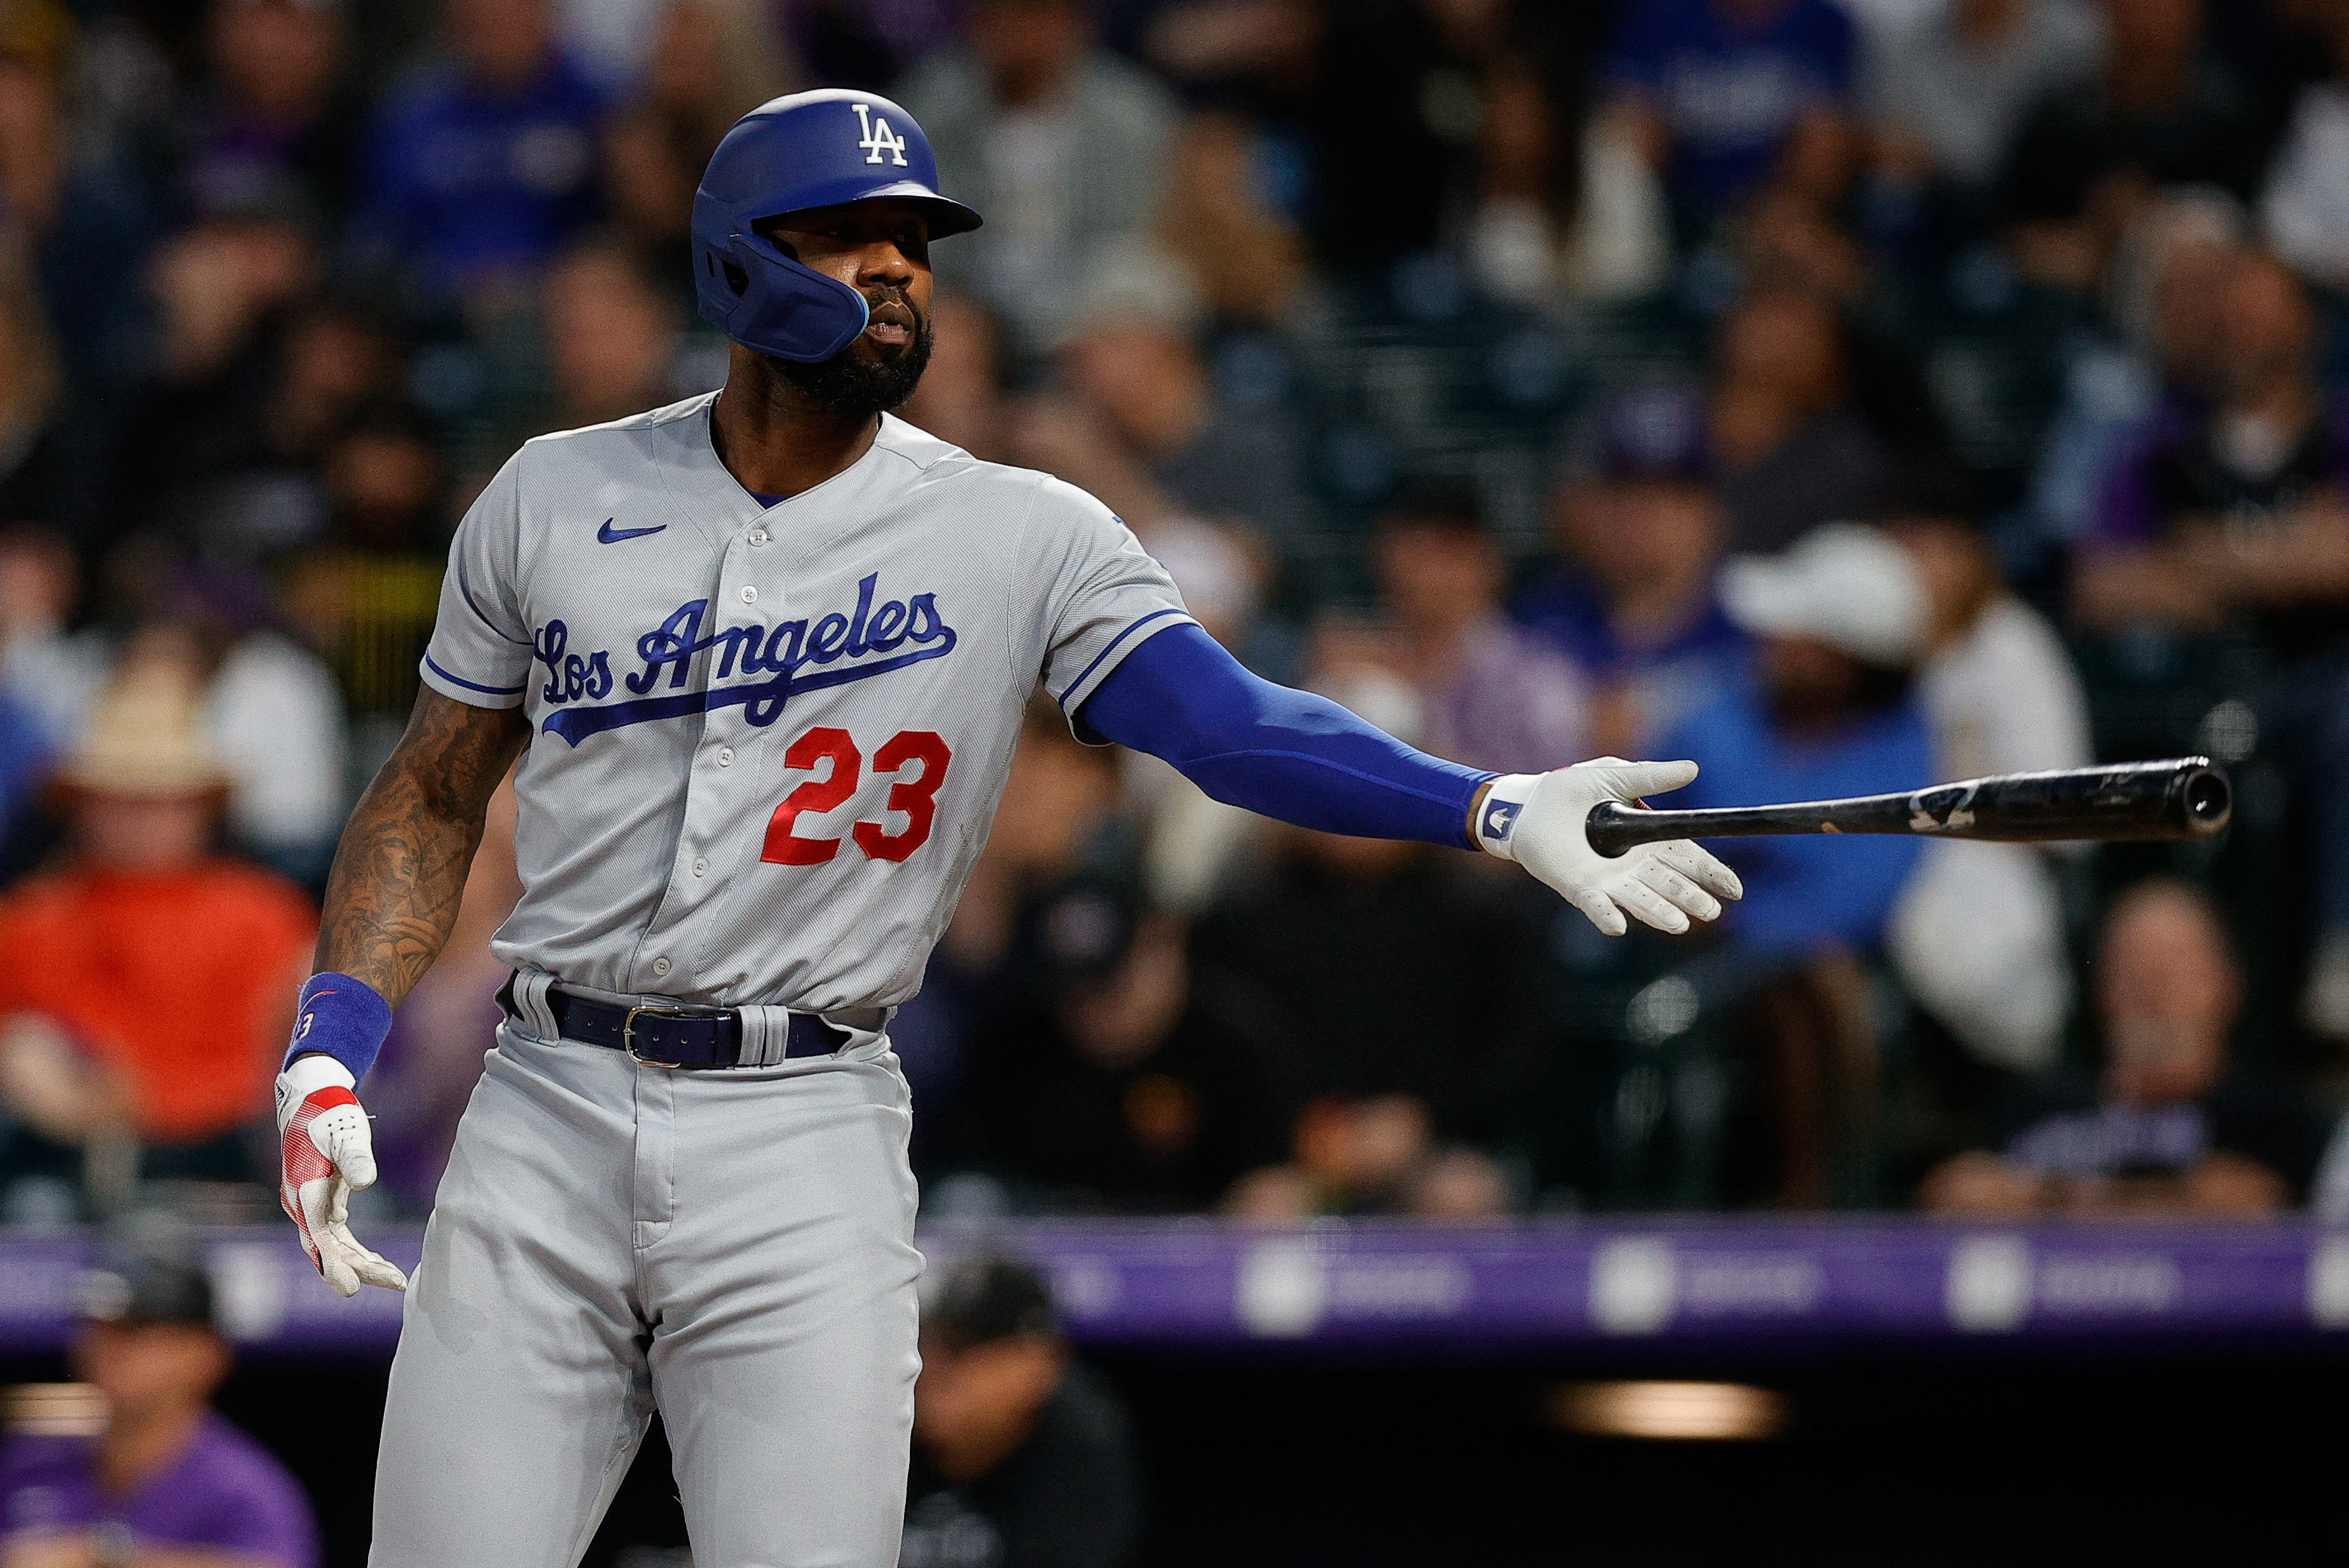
[274,89,1740,1568]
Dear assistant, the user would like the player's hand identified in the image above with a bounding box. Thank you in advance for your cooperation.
[1475,758,1742,936]
[276,1054,407,1297]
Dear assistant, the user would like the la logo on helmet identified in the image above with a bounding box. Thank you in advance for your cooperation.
[853,103,909,167]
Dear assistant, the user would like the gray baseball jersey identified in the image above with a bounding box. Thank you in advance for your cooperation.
[420,394,1193,1011]
[380,395,1191,1568]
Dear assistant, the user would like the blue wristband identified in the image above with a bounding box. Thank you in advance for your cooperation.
[284,972,395,1081]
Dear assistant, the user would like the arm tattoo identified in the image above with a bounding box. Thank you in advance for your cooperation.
[315,690,530,1006]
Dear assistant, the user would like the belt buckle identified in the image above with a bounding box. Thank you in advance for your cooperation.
[621,1005,704,1067]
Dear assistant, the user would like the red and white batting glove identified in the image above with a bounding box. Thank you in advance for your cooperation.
[1476,758,1743,936]
[277,1054,407,1297]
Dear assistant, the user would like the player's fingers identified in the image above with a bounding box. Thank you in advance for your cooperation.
[1634,859,1721,924]
[358,1257,410,1292]
[331,1227,408,1293]
[314,1109,379,1189]
[1572,889,1629,937]
[317,1224,401,1295]
[338,1144,379,1190]
[1608,876,1691,935]
[1598,759,1699,801]
[313,1233,362,1298]
[1657,841,1743,902]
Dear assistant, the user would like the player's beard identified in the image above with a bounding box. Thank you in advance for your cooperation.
[774,304,933,419]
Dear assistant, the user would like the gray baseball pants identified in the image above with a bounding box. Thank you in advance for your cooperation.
[368,1021,922,1568]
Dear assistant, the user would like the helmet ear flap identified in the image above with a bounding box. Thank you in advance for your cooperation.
[695,232,870,363]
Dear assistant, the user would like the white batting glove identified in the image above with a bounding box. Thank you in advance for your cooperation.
[276,1054,407,1297]
[1475,758,1743,936]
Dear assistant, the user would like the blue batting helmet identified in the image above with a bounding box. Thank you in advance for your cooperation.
[692,89,982,363]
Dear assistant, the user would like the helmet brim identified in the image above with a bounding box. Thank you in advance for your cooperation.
[758,182,983,240]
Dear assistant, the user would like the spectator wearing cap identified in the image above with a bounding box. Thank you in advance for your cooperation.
[1655,524,1934,1206]
[162,569,348,885]
[1924,879,2327,1216]
[903,1254,1140,1568]
[940,881,1292,1215]
[16,549,350,885]
[1881,487,2091,1079]
[1660,522,1933,957]
[352,0,606,306]
[1371,481,1588,778]
[0,1255,320,1567]
[903,0,1179,360]
[1513,386,1746,756]
[0,658,315,1197]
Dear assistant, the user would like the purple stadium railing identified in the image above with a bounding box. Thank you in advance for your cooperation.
[2,1220,2346,1357]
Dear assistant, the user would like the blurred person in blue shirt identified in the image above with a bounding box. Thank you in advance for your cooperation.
[1514,385,1748,757]
[1659,522,1933,957]
[1603,0,1858,234]
[1655,522,1933,1204]
[353,0,606,306]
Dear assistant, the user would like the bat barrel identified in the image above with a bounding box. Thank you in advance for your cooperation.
[1585,758,2231,856]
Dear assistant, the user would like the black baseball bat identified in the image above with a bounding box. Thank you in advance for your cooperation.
[1585,757,2231,857]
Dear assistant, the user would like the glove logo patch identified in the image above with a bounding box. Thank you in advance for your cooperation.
[1481,800,1518,843]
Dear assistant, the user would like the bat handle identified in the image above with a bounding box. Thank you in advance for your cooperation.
[1586,800,1669,857]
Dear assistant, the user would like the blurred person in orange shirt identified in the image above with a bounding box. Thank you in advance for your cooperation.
[0,656,313,1201]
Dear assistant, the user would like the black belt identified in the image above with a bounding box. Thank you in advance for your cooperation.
[497,977,849,1068]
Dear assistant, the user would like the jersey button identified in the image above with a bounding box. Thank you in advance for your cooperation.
[739,585,758,603]
[692,857,709,877]
[748,529,769,545]
[651,957,671,978]
[717,747,735,767]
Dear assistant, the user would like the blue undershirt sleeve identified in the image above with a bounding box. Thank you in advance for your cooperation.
[1078,622,1495,850]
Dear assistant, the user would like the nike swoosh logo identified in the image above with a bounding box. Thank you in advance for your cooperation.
[597,519,667,544]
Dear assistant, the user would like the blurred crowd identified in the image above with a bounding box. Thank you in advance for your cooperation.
[3,0,2349,1228]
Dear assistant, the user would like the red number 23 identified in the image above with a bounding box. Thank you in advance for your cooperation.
[760,728,952,866]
